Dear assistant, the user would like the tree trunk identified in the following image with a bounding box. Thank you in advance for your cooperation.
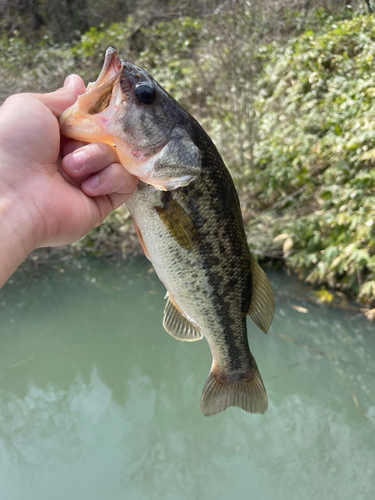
[365,0,373,14]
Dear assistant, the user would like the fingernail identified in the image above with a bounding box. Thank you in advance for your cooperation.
[64,75,76,88]
[66,149,87,172]
[84,174,100,191]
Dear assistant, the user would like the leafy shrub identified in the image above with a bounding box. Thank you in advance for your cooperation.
[252,13,375,304]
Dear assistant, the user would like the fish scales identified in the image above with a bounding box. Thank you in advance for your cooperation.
[127,176,252,374]
[59,47,275,416]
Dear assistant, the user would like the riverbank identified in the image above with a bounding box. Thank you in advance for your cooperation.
[22,223,374,322]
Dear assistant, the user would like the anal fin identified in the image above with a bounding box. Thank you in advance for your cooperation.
[248,256,275,334]
[163,297,203,342]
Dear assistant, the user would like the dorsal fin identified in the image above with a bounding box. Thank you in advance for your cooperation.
[247,256,274,334]
[163,297,203,342]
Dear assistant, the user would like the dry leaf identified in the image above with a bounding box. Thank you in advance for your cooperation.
[283,237,294,253]
[292,305,308,314]
[363,308,375,321]
[273,233,289,242]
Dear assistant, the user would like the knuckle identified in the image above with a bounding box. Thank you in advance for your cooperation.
[4,94,30,107]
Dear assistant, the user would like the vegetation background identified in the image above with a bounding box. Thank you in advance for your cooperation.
[2,0,375,311]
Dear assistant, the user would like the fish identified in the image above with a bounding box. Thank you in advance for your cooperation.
[59,47,275,416]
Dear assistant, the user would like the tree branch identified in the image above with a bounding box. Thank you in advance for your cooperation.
[365,0,373,14]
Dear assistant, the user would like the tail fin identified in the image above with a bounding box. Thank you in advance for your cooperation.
[200,362,268,417]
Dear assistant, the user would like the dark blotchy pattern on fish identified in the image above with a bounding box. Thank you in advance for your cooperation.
[171,115,254,372]
[132,114,255,373]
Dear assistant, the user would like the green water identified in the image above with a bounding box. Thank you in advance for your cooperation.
[0,257,374,500]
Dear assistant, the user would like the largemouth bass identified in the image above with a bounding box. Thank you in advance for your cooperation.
[59,48,274,416]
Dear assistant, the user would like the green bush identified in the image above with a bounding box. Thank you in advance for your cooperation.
[252,14,375,304]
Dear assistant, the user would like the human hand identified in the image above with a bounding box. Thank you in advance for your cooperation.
[0,75,137,286]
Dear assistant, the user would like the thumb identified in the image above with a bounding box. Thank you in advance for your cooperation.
[34,74,86,117]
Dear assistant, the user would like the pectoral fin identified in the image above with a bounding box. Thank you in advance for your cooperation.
[155,192,199,250]
[247,256,275,334]
[163,297,203,341]
[150,127,201,190]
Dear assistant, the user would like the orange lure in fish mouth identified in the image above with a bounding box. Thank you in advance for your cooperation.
[59,47,201,191]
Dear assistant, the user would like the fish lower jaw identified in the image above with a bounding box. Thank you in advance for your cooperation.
[59,107,104,142]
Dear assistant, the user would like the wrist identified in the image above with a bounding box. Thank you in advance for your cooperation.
[0,196,37,288]
[0,160,39,288]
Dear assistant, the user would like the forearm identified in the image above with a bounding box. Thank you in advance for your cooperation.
[0,196,35,288]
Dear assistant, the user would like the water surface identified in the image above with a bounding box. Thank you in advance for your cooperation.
[0,257,374,500]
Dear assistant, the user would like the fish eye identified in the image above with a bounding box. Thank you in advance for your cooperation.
[134,82,157,105]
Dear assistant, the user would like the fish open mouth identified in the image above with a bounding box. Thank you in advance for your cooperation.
[86,47,124,92]
[59,47,126,143]
[58,47,199,190]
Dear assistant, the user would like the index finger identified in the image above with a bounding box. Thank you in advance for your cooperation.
[61,142,120,178]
